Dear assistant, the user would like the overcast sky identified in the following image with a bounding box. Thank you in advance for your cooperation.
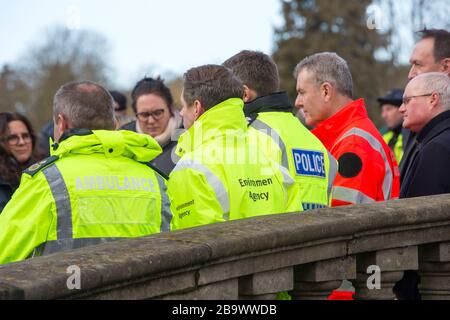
[0,0,282,88]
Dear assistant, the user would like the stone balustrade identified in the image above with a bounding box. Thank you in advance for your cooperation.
[1,194,450,300]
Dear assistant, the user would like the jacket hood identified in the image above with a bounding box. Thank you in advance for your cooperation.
[50,129,162,163]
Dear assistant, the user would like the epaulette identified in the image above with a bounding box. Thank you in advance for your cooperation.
[23,155,59,177]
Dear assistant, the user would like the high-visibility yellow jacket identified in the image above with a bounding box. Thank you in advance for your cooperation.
[0,129,171,265]
[383,130,404,164]
[167,98,301,230]
[245,93,337,211]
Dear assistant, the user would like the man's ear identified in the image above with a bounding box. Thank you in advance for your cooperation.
[321,82,333,102]
[243,85,257,103]
[193,100,205,119]
[430,92,442,110]
[54,114,69,142]
[441,58,450,76]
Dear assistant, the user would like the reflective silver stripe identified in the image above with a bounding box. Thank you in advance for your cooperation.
[279,164,294,186]
[156,174,172,232]
[42,164,73,241]
[332,186,376,204]
[251,119,289,169]
[335,128,393,200]
[36,237,124,256]
[173,159,230,216]
[327,152,338,201]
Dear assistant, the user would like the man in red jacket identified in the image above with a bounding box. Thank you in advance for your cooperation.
[293,52,400,300]
[294,52,400,207]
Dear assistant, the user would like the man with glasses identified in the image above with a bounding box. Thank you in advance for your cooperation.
[393,29,450,300]
[398,72,450,198]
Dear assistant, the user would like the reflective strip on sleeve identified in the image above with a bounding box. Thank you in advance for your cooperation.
[156,174,172,232]
[279,164,295,186]
[173,159,230,216]
[332,186,376,204]
[327,151,338,201]
[251,119,289,169]
[335,128,393,200]
[42,164,73,241]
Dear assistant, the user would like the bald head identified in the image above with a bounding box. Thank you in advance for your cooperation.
[400,72,450,132]
[53,80,115,132]
[409,72,450,110]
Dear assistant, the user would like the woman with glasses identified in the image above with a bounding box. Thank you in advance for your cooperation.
[120,77,182,176]
[0,112,37,212]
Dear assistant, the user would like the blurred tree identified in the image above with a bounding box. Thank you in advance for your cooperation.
[273,0,410,127]
[411,0,450,34]
[11,26,112,131]
[167,76,183,111]
[370,0,450,65]
[0,65,29,114]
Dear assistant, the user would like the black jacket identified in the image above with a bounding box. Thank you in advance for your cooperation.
[119,120,180,178]
[0,177,14,213]
[0,156,26,213]
[400,110,450,198]
[244,92,294,119]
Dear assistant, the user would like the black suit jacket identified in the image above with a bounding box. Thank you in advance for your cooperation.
[400,110,450,198]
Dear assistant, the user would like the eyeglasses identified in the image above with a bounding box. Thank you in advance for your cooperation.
[3,133,32,146]
[136,109,165,121]
[402,93,436,106]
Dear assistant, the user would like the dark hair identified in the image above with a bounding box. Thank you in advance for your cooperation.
[54,81,115,130]
[183,65,244,111]
[223,50,280,97]
[419,29,450,62]
[109,90,127,111]
[0,112,36,185]
[131,76,174,115]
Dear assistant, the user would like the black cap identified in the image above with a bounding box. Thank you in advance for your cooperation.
[377,89,404,107]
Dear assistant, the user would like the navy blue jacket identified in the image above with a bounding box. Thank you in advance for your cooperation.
[400,110,450,198]
[0,177,15,213]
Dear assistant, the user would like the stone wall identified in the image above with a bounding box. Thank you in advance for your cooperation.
[1,194,450,300]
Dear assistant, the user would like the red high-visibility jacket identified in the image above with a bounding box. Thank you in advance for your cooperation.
[313,99,400,300]
[313,99,400,207]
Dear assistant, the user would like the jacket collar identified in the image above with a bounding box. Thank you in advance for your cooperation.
[57,128,93,145]
[416,109,450,144]
[312,98,367,148]
[244,92,293,118]
[51,129,162,163]
[176,98,247,156]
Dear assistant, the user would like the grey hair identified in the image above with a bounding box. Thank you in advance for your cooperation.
[293,52,353,98]
[411,72,450,110]
[53,80,115,130]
